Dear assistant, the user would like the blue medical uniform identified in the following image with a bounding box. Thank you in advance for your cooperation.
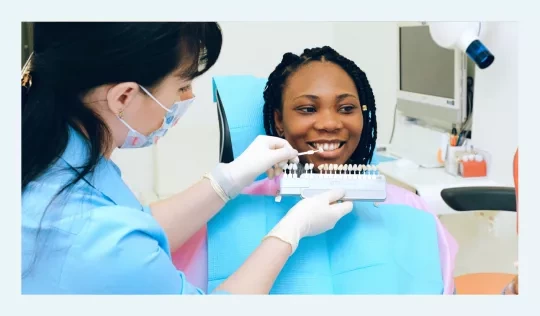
[22,127,206,294]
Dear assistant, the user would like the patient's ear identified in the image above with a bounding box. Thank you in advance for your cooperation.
[274,110,284,137]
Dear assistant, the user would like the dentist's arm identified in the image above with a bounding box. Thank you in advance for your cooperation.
[215,189,352,294]
[149,135,299,252]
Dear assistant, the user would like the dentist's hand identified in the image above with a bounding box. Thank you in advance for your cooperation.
[265,188,353,254]
[211,135,299,199]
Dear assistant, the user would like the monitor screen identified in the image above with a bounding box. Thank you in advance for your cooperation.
[399,25,455,99]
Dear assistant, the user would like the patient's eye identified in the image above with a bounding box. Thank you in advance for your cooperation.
[296,106,316,114]
[339,104,357,113]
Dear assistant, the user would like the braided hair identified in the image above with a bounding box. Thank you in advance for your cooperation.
[263,46,377,165]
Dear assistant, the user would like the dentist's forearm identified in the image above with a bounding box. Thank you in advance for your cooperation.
[149,177,225,252]
[214,237,291,294]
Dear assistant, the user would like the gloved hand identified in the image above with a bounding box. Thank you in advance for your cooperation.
[265,189,353,254]
[210,135,299,199]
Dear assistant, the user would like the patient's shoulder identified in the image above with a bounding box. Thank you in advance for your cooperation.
[383,183,429,212]
[242,177,280,196]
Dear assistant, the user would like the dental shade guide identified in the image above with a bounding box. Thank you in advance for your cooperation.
[298,148,324,156]
[275,162,387,203]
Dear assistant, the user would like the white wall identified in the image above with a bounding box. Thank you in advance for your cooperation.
[470,22,518,186]
[332,22,398,144]
[111,21,518,202]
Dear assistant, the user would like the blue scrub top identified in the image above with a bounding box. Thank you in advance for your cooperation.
[22,127,206,294]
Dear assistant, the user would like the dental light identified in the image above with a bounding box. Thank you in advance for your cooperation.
[428,22,495,69]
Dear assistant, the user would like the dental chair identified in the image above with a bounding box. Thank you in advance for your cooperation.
[440,149,518,294]
[210,75,452,294]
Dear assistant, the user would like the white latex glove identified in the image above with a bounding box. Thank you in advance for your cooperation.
[265,188,353,254]
[210,135,299,199]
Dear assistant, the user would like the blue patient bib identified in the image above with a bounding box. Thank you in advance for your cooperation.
[207,195,443,294]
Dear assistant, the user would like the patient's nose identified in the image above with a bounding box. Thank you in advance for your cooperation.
[314,110,343,132]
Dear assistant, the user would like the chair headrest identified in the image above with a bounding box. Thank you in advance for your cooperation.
[213,75,381,170]
[213,75,268,162]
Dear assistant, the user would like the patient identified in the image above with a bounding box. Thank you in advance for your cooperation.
[249,46,457,294]
[171,46,458,294]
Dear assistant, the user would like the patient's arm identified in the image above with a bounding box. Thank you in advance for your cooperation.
[214,237,291,294]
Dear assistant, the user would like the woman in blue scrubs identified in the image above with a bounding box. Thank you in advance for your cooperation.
[21,22,353,295]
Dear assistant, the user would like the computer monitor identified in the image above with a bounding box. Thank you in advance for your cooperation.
[396,22,468,131]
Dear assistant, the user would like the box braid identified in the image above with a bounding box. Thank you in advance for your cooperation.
[262,46,377,165]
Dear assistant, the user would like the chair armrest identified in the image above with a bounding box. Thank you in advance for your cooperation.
[440,187,516,212]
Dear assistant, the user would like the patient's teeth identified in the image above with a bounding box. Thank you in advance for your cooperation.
[314,142,341,151]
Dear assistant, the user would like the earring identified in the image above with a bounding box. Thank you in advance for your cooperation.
[362,105,368,111]
[118,108,125,119]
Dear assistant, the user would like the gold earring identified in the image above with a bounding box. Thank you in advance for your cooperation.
[362,105,368,111]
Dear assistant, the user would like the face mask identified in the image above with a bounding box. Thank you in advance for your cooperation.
[118,85,195,149]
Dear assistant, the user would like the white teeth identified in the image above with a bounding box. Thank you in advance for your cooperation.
[314,142,340,152]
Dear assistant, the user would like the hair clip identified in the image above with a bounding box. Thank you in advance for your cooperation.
[362,105,368,111]
[21,72,32,89]
[21,52,34,91]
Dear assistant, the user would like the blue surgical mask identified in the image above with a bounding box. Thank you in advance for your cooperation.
[118,85,195,149]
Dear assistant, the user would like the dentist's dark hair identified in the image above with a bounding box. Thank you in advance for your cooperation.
[262,46,377,166]
[21,22,222,276]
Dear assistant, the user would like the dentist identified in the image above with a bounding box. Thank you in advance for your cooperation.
[21,22,353,294]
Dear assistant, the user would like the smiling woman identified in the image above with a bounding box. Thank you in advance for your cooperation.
[263,46,376,169]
